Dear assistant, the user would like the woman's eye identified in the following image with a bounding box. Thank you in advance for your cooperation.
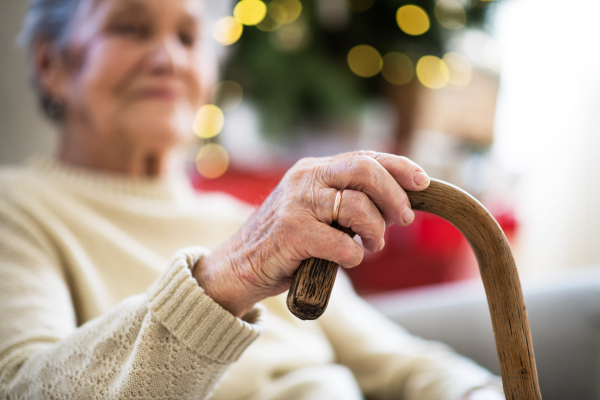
[179,31,196,47]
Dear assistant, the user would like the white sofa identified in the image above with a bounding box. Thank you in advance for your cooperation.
[366,267,600,399]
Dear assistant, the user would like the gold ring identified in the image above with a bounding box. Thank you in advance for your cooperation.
[332,190,343,224]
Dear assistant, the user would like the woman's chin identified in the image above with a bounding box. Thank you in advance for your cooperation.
[120,108,196,150]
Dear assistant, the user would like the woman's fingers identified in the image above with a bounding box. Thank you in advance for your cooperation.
[333,150,430,192]
[369,152,430,191]
[318,155,414,226]
[301,222,364,269]
[337,190,386,252]
[315,189,386,252]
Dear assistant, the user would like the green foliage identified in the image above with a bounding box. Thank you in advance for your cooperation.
[223,0,494,137]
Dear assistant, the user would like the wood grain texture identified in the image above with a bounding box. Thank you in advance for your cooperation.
[408,179,541,399]
[287,178,542,399]
[286,223,355,320]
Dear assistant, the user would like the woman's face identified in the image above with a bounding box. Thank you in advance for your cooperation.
[57,0,214,151]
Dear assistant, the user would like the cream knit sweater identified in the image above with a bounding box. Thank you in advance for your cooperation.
[0,156,499,400]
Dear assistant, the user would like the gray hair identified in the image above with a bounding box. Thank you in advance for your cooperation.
[20,0,85,120]
[20,0,82,51]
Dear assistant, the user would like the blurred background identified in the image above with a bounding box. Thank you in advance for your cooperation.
[2,0,600,397]
[4,0,599,293]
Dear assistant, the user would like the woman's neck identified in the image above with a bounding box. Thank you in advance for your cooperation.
[57,126,181,178]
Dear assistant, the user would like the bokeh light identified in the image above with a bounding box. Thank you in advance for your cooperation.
[270,20,310,52]
[416,55,449,89]
[276,0,302,23]
[257,0,302,31]
[442,52,472,86]
[196,144,230,179]
[257,13,281,31]
[434,0,467,30]
[234,0,268,26]
[382,52,415,85]
[213,17,243,45]
[268,1,289,24]
[347,45,383,78]
[210,81,244,112]
[397,5,430,36]
[193,105,224,139]
[346,0,376,12]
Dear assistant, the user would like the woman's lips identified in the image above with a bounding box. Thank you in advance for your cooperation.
[135,87,181,101]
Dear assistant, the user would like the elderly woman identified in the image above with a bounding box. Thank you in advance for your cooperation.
[0,0,504,399]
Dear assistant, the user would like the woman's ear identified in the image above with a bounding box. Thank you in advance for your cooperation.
[33,39,68,100]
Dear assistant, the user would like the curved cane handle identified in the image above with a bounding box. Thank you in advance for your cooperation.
[287,179,542,399]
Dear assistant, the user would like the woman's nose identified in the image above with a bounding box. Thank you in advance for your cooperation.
[146,36,187,74]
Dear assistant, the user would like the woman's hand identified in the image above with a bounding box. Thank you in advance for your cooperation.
[193,151,430,317]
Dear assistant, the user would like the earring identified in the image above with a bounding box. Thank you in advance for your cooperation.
[46,97,65,119]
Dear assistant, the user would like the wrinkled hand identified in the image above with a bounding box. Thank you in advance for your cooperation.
[193,151,430,317]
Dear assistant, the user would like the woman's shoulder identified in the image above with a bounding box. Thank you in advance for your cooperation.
[0,164,55,239]
[0,163,48,201]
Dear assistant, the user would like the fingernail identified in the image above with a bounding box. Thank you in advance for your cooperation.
[378,239,385,252]
[413,171,429,186]
[402,207,415,226]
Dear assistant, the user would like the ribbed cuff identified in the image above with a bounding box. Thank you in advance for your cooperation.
[148,246,265,363]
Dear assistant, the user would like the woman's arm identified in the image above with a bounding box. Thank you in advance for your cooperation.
[0,200,264,399]
[319,273,504,400]
[0,150,431,398]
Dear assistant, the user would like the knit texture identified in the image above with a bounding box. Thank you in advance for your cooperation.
[0,156,501,400]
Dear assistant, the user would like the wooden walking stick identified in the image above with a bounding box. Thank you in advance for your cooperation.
[287,179,542,400]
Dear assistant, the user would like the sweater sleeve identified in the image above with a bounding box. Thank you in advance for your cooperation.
[0,200,265,400]
[318,272,502,400]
